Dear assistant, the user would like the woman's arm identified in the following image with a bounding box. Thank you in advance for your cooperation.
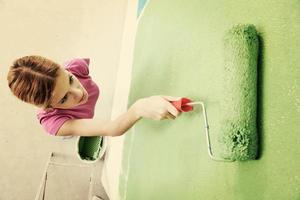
[57,95,181,137]
[57,104,141,137]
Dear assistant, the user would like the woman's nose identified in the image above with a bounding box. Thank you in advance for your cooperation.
[70,87,83,100]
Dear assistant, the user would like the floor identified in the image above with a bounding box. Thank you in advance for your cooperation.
[35,151,109,200]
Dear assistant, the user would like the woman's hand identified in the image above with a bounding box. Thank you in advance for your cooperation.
[131,95,182,120]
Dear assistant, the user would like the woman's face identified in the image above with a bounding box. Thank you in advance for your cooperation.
[47,68,88,109]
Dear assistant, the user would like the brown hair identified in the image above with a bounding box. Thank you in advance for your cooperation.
[7,55,60,108]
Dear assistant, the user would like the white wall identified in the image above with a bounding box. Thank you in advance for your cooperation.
[0,0,128,199]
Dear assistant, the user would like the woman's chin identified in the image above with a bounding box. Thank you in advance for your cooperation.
[78,96,88,106]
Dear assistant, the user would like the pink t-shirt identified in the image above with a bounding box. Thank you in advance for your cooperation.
[36,58,100,136]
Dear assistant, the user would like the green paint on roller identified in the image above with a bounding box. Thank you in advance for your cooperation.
[77,136,102,161]
[220,24,259,161]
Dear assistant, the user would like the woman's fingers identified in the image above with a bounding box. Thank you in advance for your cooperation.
[166,101,180,117]
[161,103,180,120]
[167,112,176,120]
[161,95,182,102]
[162,112,176,120]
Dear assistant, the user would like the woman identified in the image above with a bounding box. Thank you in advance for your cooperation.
[7,55,181,137]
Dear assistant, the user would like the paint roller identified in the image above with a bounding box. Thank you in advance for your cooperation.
[170,24,259,161]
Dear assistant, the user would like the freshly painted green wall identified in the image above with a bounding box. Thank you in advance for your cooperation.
[120,0,300,199]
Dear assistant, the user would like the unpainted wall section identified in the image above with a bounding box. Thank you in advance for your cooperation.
[0,0,128,199]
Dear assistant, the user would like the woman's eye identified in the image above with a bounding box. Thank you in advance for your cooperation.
[61,96,67,104]
[70,75,74,84]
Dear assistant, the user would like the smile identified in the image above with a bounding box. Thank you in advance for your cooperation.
[79,93,85,103]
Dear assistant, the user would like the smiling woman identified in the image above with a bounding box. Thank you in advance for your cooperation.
[7,55,182,137]
[50,64,89,109]
[35,57,101,136]
[7,56,101,136]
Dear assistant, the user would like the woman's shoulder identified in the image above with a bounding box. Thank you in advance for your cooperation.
[36,108,74,136]
[37,108,66,122]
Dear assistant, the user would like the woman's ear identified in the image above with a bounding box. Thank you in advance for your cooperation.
[43,105,54,112]
[44,107,54,112]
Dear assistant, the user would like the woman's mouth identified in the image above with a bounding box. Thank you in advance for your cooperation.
[79,93,85,103]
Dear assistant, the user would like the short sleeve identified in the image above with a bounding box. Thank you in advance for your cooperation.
[63,58,90,77]
[38,114,73,136]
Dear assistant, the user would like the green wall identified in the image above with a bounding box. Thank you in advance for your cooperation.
[137,0,148,17]
[120,0,300,199]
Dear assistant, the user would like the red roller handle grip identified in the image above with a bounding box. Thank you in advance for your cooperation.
[170,97,194,112]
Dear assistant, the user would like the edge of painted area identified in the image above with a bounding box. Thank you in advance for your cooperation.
[137,0,149,19]
[100,0,138,200]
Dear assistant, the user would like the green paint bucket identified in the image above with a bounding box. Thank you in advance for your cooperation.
[76,136,107,163]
